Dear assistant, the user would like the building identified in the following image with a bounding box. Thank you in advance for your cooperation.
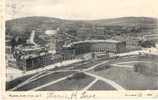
[15,46,52,71]
[95,26,105,35]
[60,47,76,60]
[90,40,126,53]
[14,30,53,71]
[91,25,106,39]
[45,28,67,54]
[67,39,126,55]
[77,27,92,40]
[45,30,58,54]
[70,42,91,55]
[55,33,67,53]
[143,34,158,42]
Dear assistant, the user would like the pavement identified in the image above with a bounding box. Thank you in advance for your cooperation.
[83,78,98,91]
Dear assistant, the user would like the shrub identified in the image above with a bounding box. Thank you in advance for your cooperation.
[94,64,112,72]
[134,62,158,76]
[70,72,86,80]
[139,40,156,48]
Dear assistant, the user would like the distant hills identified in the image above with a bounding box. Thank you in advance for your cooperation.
[5,16,158,45]
[88,17,157,26]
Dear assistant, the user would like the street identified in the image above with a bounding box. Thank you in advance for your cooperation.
[7,51,158,91]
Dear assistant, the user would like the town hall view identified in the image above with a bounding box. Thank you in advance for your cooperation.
[6,16,158,91]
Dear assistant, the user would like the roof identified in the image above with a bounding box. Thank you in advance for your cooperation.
[20,52,51,59]
[45,30,57,36]
[16,45,44,52]
[66,39,122,47]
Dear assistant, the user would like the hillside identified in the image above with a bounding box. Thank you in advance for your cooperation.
[5,16,158,46]
[87,17,157,26]
[6,16,157,34]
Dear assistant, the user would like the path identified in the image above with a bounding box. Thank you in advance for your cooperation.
[82,78,98,91]
[11,58,126,91]
[84,60,109,71]
[31,74,74,91]
[111,64,133,68]
[83,72,125,91]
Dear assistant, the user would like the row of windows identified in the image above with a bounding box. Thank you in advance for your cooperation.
[91,47,116,53]
[17,55,52,71]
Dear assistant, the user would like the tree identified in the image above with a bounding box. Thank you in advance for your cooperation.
[139,40,156,48]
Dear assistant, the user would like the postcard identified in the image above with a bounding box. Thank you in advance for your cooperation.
[1,0,158,100]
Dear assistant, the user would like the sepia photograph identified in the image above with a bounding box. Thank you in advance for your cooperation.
[2,0,158,99]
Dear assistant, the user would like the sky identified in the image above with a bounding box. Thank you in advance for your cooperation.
[6,0,158,20]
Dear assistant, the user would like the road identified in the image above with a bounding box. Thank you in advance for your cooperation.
[31,74,74,91]
[83,72,125,90]
[30,67,125,91]
[83,78,98,91]
[9,50,157,91]
[9,57,126,91]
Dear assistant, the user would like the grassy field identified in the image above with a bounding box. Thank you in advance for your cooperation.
[89,67,158,90]
[6,73,35,90]
[88,80,116,90]
[38,74,94,91]
[16,71,75,91]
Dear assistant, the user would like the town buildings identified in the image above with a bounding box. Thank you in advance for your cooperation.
[143,34,158,42]
[15,46,52,71]
[67,39,126,55]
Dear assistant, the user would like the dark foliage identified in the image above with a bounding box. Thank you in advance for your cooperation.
[139,40,156,48]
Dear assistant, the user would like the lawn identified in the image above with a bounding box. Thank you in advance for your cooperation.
[6,73,35,90]
[15,71,75,91]
[89,67,158,90]
[38,73,94,91]
[88,80,116,90]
